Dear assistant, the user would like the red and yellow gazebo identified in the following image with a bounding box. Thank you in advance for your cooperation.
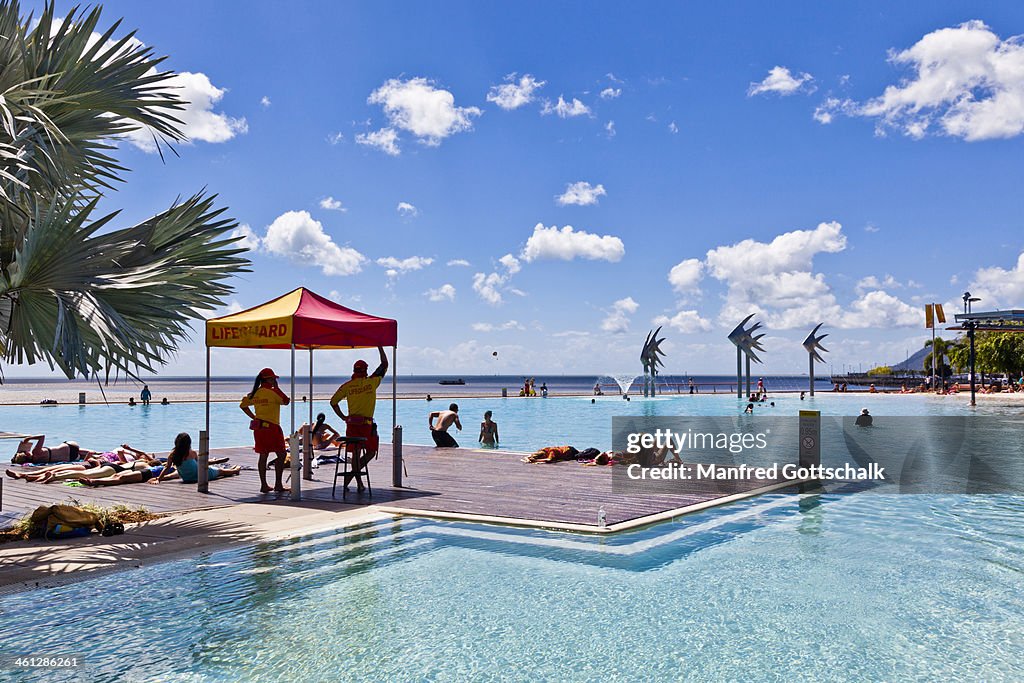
[205,288,398,495]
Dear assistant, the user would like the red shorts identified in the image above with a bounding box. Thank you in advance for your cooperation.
[345,418,379,454]
[253,422,286,454]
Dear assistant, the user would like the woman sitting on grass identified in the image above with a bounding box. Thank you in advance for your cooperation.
[150,433,240,485]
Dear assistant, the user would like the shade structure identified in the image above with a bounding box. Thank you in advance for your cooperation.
[206,287,397,349]
[203,287,399,500]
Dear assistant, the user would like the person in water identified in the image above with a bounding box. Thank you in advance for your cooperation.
[240,368,290,493]
[479,410,499,448]
[151,433,240,484]
[855,408,873,427]
[429,404,462,448]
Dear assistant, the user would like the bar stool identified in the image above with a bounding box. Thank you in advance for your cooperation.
[332,436,369,498]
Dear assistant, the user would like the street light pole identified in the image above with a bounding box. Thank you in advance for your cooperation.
[968,321,977,407]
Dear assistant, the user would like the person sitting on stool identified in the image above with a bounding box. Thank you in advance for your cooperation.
[330,346,388,491]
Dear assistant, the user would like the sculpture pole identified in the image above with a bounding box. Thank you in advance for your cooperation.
[736,346,742,398]
[745,355,751,397]
[802,323,828,398]
[809,353,815,396]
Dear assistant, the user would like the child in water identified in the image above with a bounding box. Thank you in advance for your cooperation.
[479,410,499,448]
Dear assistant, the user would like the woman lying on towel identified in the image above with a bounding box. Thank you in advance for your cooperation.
[11,435,105,464]
[523,445,580,464]
[8,458,160,484]
[150,433,241,485]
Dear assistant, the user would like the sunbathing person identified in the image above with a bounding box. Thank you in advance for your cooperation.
[523,445,580,464]
[307,413,343,450]
[80,464,174,486]
[151,433,241,485]
[36,459,156,484]
[11,435,104,464]
[6,459,107,481]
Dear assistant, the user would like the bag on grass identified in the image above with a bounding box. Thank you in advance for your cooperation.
[28,504,103,540]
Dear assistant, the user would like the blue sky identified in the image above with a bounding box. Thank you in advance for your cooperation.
[15,1,1024,377]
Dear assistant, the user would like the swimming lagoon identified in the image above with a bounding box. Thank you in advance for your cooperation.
[0,492,1021,681]
[0,392,1014,454]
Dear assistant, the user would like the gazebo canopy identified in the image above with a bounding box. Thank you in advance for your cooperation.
[206,287,397,350]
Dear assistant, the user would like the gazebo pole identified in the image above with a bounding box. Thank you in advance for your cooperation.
[204,347,210,443]
[290,343,300,501]
[306,347,313,481]
[392,344,399,487]
[202,346,211,493]
[392,345,397,434]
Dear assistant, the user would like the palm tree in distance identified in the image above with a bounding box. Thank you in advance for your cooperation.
[923,337,952,379]
[0,1,249,380]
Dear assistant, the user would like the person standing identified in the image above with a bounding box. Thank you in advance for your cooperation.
[239,368,290,493]
[429,404,462,447]
[330,346,388,491]
[479,410,499,448]
[140,385,152,405]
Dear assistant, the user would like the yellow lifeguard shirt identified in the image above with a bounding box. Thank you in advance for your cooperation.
[331,375,383,418]
[240,386,288,425]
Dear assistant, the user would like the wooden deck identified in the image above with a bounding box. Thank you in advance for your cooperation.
[2,443,794,530]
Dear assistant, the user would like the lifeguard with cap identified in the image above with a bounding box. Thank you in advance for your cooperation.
[330,346,388,491]
[239,367,290,493]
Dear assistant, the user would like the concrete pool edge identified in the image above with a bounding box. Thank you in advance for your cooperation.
[0,504,393,595]
[0,475,813,594]
[375,477,812,534]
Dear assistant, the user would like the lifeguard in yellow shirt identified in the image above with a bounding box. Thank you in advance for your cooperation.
[330,346,388,491]
[239,367,290,493]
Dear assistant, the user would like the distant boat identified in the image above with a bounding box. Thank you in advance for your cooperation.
[438,379,466,386]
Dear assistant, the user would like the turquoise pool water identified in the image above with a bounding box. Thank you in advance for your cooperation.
[0,392,1013,454]
[0,493,1021,681]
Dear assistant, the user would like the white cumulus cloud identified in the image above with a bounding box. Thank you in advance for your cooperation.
[704,222,846,329]
[367,77,481,149]
[472,320,525,332]
[668,258,704,294]
[229,224,261,251]
[748,66,814,96]
[471,254,522,305]
[601,297,639,334]
[487,73,545,110]
[355,127,400,155]
[396,201,418,217]
[260,95,271,108]
[447,259,471,267]
[124,71,248,152]
[968,251,1024,308]
[842,290,920,328]
[556,181,607,206]
[522,224,625,263]
[263,211,366,276]
[319,196,347,212]
[377,256,434,277]
[652,310,713,333]
[541,95,591,118]
[498,254,521,274]
[822,21,1024,141]
[426,284,456,302]
[600,87,621,99]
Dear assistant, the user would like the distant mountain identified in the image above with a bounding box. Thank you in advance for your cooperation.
[891,346,930,373]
